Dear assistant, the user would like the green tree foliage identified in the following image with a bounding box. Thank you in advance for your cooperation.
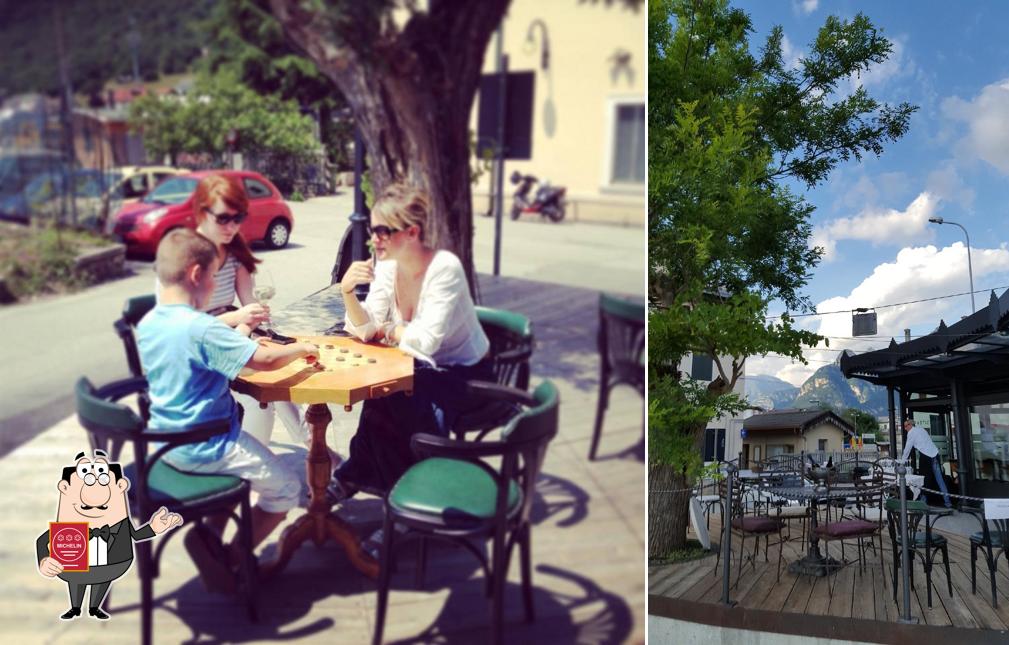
[843,407,882,440]
[648,0,916,553]
[128,72,318,166]
[0,0,210,98]
[200,0,352,169]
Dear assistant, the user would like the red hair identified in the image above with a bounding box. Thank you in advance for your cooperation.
[192,174,260,273]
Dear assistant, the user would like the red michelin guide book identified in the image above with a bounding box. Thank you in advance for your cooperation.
[49,522,90,572]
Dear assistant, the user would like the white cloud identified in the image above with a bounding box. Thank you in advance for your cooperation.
[849,36,914,92]
[811,192,938,262]
[780,34,804,70]
[792,0,818,15]
[942,78,1009,175]
[753,242,1009,387]
[925,162,975,211]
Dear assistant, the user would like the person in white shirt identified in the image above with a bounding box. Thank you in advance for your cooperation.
[901,418,952,508]
[331,183,491,502]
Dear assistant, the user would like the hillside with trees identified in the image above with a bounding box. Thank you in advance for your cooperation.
[0,0,211,100]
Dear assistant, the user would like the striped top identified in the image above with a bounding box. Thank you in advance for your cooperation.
[205,254,239,312]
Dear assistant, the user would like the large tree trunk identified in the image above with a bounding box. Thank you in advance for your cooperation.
[269,0,511,293]
[649,421,709,557]
[648,464,692,558]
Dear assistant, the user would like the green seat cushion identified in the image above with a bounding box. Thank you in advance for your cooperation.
[389,457,521,522]
[125,460,245,508]
[970,531,1004,547]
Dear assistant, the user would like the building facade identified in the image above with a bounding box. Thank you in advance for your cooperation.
[741,409,856,464]
[472,0,645,226]
[678,352,749,463]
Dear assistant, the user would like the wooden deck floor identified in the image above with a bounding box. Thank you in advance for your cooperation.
[1,274,645,644]
[650,514,1009,635]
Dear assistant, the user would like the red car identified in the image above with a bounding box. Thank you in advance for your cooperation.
[112,170,294,257]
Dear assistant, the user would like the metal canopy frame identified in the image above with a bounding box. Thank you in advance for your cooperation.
[839,288,1009,498]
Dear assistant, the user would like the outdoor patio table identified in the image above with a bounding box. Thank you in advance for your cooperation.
[865,461,925,499]
[766,484,862,577]
[231,284,416,579]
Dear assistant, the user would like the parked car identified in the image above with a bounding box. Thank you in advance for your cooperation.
[0,164,188,227]
[99,166,189,232]
[112,170,294,256]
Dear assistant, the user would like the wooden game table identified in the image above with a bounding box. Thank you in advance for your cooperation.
[232,333,414,579]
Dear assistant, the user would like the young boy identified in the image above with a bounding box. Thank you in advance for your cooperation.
[137,228,319,590]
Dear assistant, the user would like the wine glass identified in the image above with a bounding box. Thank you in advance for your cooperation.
[253,269,276,334]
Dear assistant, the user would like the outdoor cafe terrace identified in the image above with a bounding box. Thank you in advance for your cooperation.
[649,479,1009,645]
[2,273,645,644]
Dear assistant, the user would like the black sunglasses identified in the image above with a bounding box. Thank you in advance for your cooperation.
[367,224,401,240]
[205,208,247,225]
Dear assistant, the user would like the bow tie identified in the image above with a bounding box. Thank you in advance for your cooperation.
[89,524,111,541]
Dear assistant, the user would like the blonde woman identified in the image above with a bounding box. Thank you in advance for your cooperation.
[332,183,491,502]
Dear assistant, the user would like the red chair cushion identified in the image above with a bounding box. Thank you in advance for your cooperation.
[731,516,781,533]
[814,519,877,539]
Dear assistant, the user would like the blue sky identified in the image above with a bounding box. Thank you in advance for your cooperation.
[732,0,1009,385]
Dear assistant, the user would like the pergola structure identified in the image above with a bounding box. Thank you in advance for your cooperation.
[840,288,1009,498]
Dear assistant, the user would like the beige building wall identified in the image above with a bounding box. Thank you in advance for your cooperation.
[471,0,645,226]
[803,424,847,453]
[742,423,849,461]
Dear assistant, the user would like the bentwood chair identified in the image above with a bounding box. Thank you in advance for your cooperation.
[962,501,1009,607]
[884,497,952,608]
[113,293,156,429]
[113,294,156,379]
[75,376,258,645]
[589,293,645,460]
[373,380,559,645]
[451,307,534,440]
[714,478,784,589]
[813,483,884,595]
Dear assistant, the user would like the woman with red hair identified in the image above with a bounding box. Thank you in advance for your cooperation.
[158,174,311,451]
[191,174,266,332]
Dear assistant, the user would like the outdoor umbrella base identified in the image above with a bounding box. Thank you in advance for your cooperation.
[788,553,843,577]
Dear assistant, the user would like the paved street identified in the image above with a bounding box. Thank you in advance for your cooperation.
[0,193,643,455]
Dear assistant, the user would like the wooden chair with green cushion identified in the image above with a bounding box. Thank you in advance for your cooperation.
[589,292,645,460]
[75,376,257,645]
[451,306,535,440]
[962,501,1009,607]
[883,497,952,608]
[372,380,560,645]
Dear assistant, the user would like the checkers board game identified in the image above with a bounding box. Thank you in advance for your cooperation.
[232,335,414,407]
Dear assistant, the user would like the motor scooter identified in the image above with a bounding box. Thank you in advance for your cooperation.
[509,171,566,222]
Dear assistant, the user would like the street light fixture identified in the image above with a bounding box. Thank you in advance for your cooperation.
[928,216,975,312]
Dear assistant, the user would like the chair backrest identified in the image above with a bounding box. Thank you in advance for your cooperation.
[476,306,534,390]
[598,293,645,390]
[114,294,156,378]
[500,380,559,524]
[76,375,231,517]
[332,222,374,287]
[964,501,1009,551]
[884,496,936,545]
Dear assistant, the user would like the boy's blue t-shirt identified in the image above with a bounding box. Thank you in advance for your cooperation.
[137,303,258,464]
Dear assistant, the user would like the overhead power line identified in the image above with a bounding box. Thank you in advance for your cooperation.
[766,284,1009,320]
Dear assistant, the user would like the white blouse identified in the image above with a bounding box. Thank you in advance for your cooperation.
[344,250,489,367]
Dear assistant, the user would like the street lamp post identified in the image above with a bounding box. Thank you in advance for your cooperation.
[928,217,975,313]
